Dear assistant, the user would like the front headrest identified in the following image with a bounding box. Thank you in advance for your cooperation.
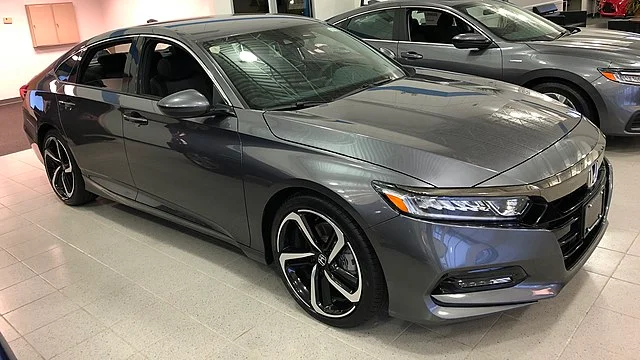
[157,53,196,80]
[437,13,454,27]
[97,53,127,73]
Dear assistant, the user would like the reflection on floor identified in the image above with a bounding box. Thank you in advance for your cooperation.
[0,142,639,359]
[0,103,29,157]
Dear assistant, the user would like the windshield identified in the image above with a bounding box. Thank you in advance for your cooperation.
[454,1,565,42]
[201,22,405,110]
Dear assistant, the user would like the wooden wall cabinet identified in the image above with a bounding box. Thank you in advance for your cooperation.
[25,3,80,48]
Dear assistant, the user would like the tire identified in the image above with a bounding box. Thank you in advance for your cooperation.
[531,82,597,125]
[272,194,386,328]
[42,130,96,206]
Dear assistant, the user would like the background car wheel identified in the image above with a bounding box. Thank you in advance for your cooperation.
[272,194,386,327]
[42,130,96,206]
[531,82,598,125]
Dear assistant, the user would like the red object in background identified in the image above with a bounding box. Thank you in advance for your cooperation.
[19,85,27,99]
[600,0,628,17]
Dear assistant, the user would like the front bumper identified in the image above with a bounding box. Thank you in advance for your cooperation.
[592,75,640,136]
[368,159,612,324]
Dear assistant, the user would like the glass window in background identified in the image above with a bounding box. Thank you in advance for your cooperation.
[276,0,313,17]
[233,0,269,14]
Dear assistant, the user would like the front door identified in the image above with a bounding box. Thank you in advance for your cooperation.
[55,37,138,198]
[122,38,249,244]
[397,8,503,80]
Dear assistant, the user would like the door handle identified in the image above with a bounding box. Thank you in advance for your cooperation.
[379,47,396,59]
[400,51,423,60]
[123,112,149,126]
[58,100,75,110]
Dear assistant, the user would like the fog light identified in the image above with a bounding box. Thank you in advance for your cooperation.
[433,266,527,294]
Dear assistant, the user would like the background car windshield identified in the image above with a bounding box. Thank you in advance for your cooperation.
[455,1,564,41]
[202,23,405,110]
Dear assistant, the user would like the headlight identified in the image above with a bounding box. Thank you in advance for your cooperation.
[373,183,530,221]
[599,68,640,86]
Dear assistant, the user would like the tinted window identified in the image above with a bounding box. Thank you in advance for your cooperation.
[138,40,214,101]
[345,9,396,40]
[203,22,405,110]
[233,0,269,13]
[454,1,563,41]
[79,41,133,91]
[408,9,475,44]
[55,52,82,82]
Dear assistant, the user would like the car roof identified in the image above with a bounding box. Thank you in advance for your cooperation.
[87,14,323,46]
[327,0,480,22]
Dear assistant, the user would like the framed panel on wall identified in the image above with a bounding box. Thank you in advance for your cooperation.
[276,0,313,16]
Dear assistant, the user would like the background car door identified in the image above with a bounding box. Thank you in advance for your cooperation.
[397,8,503,80]
[55,37,138,199]
[339,8,402,60]
[121,37,249,245]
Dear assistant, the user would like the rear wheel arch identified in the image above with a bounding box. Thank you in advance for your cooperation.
[37,123,57,153]
[520,70,606,126]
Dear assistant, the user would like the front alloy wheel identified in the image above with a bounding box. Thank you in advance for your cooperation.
[273,195,386,327]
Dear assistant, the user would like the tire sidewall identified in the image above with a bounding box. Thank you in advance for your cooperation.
[271,194,383,327]
[532,82,594,121]
[43,130,93,206]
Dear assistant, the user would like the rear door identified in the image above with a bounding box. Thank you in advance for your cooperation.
[55,37,138,198]
[397,7,503,80]
[336,7,402,60]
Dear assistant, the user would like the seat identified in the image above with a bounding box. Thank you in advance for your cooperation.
[149,50,212,100]
[410,18,427,42]
[434,13,458,44]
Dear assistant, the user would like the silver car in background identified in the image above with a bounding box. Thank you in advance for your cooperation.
[328,0,640,135]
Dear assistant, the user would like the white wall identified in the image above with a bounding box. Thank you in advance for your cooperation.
[0,0,105,100]
[313,0,360,20]
[101,0,216,29]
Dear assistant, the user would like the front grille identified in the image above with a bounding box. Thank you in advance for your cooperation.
[537,162,610,269]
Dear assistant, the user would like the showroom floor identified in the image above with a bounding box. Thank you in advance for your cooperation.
[0,140,639,360]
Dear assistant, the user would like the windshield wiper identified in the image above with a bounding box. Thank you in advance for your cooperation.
[552,29,571,41]
[334,76,398,102]
[265,101,327,111]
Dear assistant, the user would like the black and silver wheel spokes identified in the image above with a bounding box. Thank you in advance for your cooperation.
[545,92,576,110]
[277,210,362,318]
[44,137,75,200]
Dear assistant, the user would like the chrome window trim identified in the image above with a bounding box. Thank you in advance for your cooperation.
[81,34,233,106]
[392,132,607,203]
[404,6,494,46]
[333,6,402,26]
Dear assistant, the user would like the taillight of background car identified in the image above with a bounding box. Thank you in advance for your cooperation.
[19,85,28,100]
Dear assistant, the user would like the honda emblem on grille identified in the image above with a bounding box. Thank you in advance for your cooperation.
[587,163,598,189]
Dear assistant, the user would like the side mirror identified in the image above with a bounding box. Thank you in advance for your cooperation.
[452,33,492,50]
[157,89,211,118]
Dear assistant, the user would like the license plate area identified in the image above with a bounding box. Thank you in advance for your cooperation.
[583,188,604,237]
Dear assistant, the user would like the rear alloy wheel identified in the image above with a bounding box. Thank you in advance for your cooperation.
[43,131,95,206]
[273,195,385,327]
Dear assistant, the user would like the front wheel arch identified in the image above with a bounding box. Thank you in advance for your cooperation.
[260,181,372,265]
[520,70,606,126]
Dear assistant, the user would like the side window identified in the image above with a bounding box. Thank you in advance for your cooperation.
[408,9,475,44]
[138,40,214,101]
[345,9,397,40]
[78,41,133,91]
[55,51,83,82]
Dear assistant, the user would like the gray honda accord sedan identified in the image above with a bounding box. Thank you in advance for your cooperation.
[329,0,640,136]
[22,15,611,327]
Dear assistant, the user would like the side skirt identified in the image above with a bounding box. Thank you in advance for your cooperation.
[83,175,268,264]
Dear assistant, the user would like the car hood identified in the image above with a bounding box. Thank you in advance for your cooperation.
[263,69,585,187]
[527,28,640,64]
